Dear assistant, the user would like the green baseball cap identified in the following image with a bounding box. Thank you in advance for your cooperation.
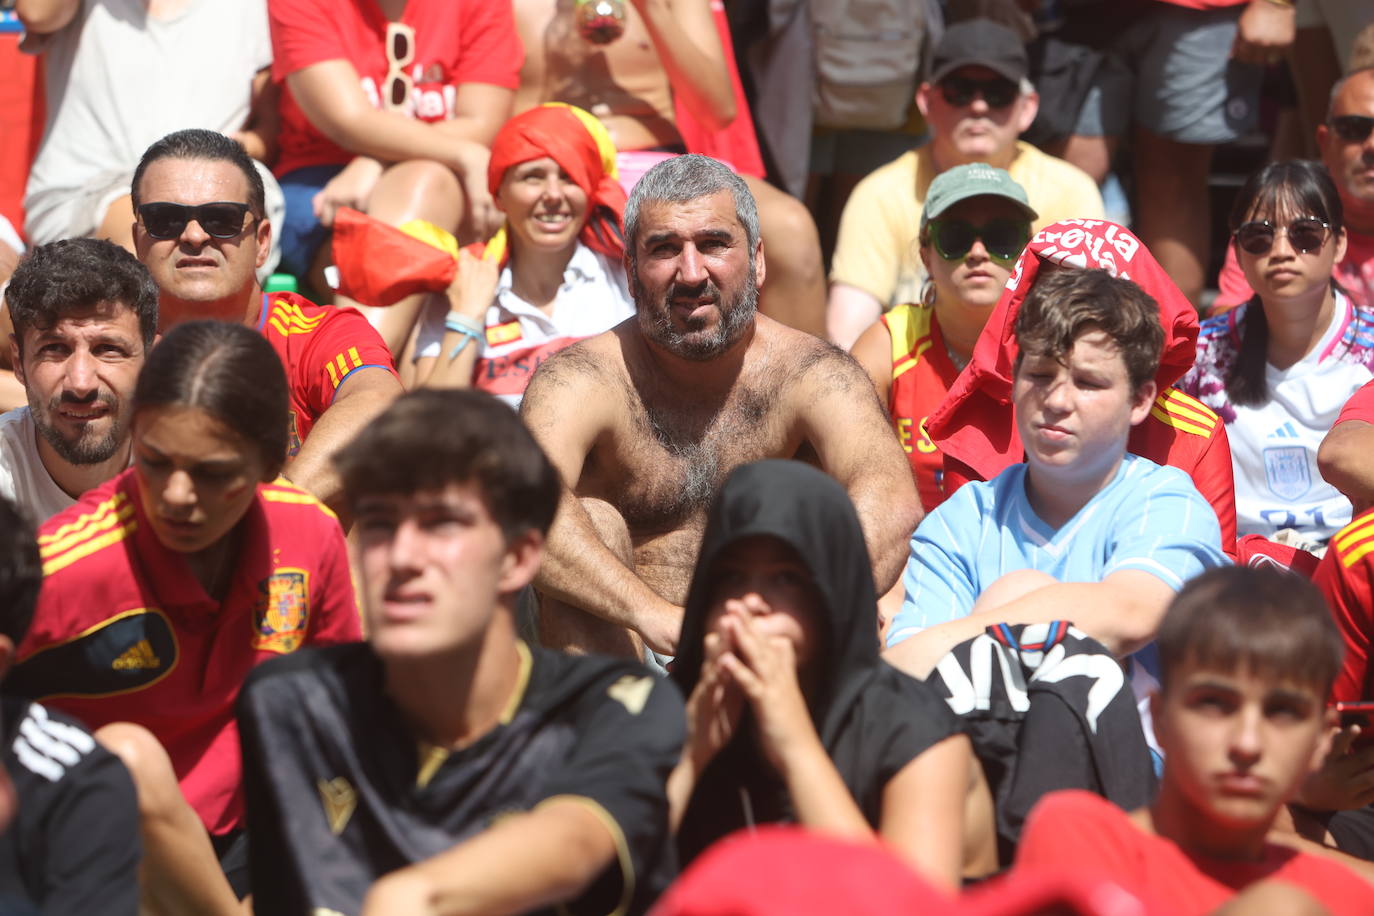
[921,163,1038,229]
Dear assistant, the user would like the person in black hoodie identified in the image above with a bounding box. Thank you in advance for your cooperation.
[667,459,987,890]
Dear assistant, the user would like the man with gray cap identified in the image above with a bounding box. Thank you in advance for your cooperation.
[828,18,1103,349]
[851,164,1037,513]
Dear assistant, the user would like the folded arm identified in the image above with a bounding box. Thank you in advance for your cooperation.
[287,64,511,175]
[1319,420,1374,514]
[795,346,922,594]
[886,570,1175,679]
[631,0,736,130]
[520,349,682,653]
[360,798,619,916]
[286,367,402,511]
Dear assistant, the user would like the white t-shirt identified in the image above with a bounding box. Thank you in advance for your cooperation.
[0,408,77,526]
[1182,292,1374,542]
[415,243,636,409]
[1228,311,1372,541]
[22,0,272,243]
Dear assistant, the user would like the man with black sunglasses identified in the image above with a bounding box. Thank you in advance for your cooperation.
[1216,67,1374,315]
[828,19,1104,349]
[1310,69,1374,522]
[131,129,403,512]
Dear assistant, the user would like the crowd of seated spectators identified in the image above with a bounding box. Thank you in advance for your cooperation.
[3,0,1374,913]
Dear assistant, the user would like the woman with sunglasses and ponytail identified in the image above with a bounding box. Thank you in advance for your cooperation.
[852,165,1035,512]
[1178,160,1370,546]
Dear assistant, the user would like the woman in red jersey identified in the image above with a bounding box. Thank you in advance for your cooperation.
[9,320,361,914]
[850,164,1034,514]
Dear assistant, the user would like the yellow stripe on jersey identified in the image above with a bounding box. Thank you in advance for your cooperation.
[270,299,324,327]
[38,492,128,546]
[42,520,137,576]
[263,484,339,521]
[885,305,936,380]
[326,360,339,388]
[1149,389,1219,438]
[1342,536,1374,570]
[1157,389,1218,429]
[267,300,325,337]
[1333,515,1374,567]
[39,499,134,557]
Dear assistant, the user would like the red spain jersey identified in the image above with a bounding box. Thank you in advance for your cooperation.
[1316,508,1374,703]
[9,469,362,836]
[255,292,398,456]
[883,304,959,512]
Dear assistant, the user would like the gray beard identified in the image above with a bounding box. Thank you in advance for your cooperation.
[633,262,758,361]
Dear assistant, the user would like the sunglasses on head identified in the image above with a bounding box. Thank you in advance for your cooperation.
[1330,114,1374,144]
[939,75,1019,109]
[928,217,1030,264]
[136,202,252,240]
[1233,217,1331,256]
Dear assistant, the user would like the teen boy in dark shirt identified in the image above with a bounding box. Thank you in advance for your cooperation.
[238,389,684,915]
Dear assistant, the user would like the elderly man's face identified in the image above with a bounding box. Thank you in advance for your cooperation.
[1320,70,1374,209]
[919,66,1037,165]
[628,190,763,361]
[133,157,269,320]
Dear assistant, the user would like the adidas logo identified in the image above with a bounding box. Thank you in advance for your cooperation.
[111,639,161,671]
[1270,422,1301,440]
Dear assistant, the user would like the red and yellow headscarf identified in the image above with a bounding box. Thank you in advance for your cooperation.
[484,103,625,263]
[332,104,623,307]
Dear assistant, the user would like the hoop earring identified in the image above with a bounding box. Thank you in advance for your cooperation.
[919,277,936,309]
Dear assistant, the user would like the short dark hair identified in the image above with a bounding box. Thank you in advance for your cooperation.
[131,128,265,217]
[133,321,289,474]
[1014,268,1163,393]
[5,238,158,356]
[1226,160,1345,408]
[334,389,561,541]
[0,495,42,650]
[1157,566,1343,697]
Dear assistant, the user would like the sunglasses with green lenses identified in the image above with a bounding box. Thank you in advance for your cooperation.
[928,218,1031,264]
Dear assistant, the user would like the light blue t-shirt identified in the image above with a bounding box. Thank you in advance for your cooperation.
[887,454,1229,647]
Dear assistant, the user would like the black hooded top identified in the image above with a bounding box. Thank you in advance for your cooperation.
[671,460,961,864]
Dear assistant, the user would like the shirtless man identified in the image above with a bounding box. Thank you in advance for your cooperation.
[521,155,920,657]
[513,0,827,338]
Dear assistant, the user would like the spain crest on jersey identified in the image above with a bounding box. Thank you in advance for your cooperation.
[253,569,310,653]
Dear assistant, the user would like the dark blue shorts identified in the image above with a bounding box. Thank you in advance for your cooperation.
[277,164,346,278]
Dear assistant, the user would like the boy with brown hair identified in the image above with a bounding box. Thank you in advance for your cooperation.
[884,267,1227,677]
[1016,566,1373,913]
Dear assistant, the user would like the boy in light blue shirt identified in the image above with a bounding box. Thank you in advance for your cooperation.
[885,269,1228,679]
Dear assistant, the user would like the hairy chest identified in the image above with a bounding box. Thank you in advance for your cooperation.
[584,384,795,535]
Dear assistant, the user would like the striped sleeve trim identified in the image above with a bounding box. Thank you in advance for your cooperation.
[1149,388,1220,438]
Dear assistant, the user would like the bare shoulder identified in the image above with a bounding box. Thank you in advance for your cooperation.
[526,332,621,393]
[521,331,629,430]
[760,318,873,397]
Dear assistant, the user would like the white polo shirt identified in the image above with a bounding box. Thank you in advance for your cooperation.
[415,243,635,409]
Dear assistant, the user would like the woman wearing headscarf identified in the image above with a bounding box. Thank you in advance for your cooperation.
[668,460,984,892]
[409,103,633,406]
